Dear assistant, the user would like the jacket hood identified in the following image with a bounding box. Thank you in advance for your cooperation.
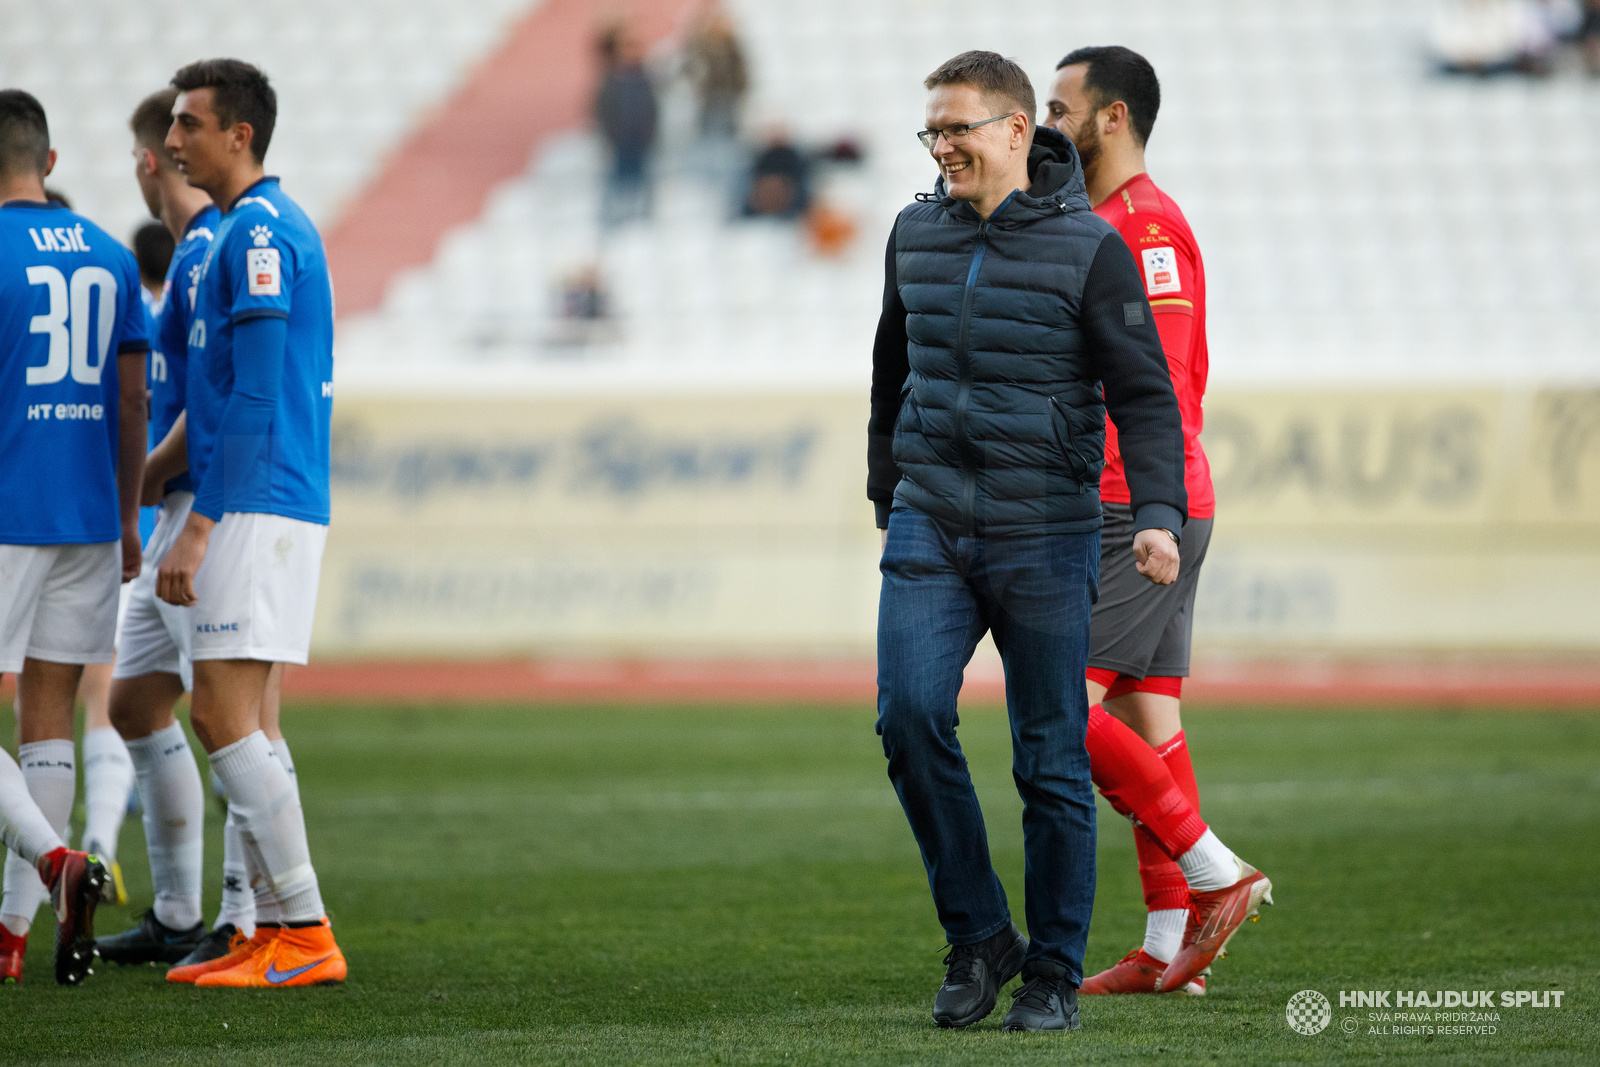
[926,124,1090,223]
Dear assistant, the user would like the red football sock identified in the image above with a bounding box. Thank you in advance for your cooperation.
[1086,705,1207,860]
[1139,725,1198,913]
[1155,729,1200,811]
[1134,824,1189,912]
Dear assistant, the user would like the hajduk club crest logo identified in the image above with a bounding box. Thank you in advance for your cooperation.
[1287,989,1332,1035]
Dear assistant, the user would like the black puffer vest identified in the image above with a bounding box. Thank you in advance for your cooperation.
[891,128,1116,537]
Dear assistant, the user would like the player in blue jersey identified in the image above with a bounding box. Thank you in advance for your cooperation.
[65,222,179,910]
[95,88,223,970]
[0,89,139,985]
[150,60,346,989]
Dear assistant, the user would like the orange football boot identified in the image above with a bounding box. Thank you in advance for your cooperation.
[195,918,346,988]
[1,926,25,984]
[1161,862,1273,993]
[167,925,278,984]
[1081,948,1205,995]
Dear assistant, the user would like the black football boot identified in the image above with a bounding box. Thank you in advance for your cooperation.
[95,908,205,965]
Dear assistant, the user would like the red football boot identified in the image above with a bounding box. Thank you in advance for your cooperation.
[37,847,108,986]
[1,925,25,984]
[1082,948,1206,995]
[1161,862,1273,993]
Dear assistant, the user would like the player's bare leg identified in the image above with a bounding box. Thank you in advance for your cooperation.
[1100,689,1180,747]
[80,661,135,904]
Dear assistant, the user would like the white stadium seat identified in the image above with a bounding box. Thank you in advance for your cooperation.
[5,0,1596,388]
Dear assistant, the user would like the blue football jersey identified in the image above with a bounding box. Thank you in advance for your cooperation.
[188,178,333,525]
[150,205,218,497]
[0,200,149,544]
[137,288,160,545]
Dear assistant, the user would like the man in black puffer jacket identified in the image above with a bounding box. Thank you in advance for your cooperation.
[868,51,1186,1034]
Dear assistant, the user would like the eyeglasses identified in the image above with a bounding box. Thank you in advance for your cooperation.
[917,113,1015,150]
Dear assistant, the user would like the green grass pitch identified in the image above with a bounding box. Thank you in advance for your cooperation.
[3,702,1597,1065]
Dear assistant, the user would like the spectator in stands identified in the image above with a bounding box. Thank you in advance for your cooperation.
[1430,0,1561,75]
[560,264,608,321]
[132,221,175,302]
[741,125,810,219]
[595,27,659,228]
[1579,0,1600,72]
[683,6,748,140]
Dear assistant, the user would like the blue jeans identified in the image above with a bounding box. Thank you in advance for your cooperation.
[876,506,1100,982]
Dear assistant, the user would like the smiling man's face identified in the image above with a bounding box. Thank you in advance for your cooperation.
[924,83,1023,208]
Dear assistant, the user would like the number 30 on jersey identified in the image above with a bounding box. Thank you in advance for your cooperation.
[26,264,118,386]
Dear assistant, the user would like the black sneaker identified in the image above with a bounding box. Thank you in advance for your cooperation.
[1002,960,1082,1032]
[171,923,239,968]
[95,909,204,965]
[932,921,1029,1028]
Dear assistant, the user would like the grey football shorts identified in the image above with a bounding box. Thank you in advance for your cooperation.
[1088,501,1212,679]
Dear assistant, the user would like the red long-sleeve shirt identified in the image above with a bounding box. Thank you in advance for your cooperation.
[1092,173,1214,519]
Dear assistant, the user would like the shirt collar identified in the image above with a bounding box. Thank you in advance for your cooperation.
[225,176,280,213]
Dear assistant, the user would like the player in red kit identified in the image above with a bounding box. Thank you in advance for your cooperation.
[1044,46,1272,995]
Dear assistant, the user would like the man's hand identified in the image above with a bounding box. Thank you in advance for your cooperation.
[121,522,142,582]
[881,528,888,551]
[1133,528,1179,585]
[157,512,216,606]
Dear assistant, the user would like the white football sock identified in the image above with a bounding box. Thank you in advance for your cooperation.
[81,726,135,862]
[1177,828,1240,892]
[209,732,323,924]
[1143,907,1187,964]
[270,738,296,783]
[218,742,299,930]
[0,740,75,937]
[251,739,300,925]
[215,804,257,936]
[126,723,204,930]
[0,747,63,867]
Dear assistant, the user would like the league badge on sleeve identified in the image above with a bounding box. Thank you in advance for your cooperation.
[1141,246,1182,296]
[247,247,281,296]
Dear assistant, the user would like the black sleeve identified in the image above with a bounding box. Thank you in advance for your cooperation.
[867,221,910,529]
[1081,230,1187,539]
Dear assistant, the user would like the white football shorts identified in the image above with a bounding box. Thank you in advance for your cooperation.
[190,511,328,665]
[0,541,120,674]
[114,492,195,689]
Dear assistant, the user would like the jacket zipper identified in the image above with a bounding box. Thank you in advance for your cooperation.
[953,220,988,536]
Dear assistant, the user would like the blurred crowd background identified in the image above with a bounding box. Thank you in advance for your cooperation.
[6,0,1598,387]
[4,0,1598,665]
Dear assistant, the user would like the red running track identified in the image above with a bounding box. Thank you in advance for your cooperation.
[5,658,1596,709]
[264,656,1599,708]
